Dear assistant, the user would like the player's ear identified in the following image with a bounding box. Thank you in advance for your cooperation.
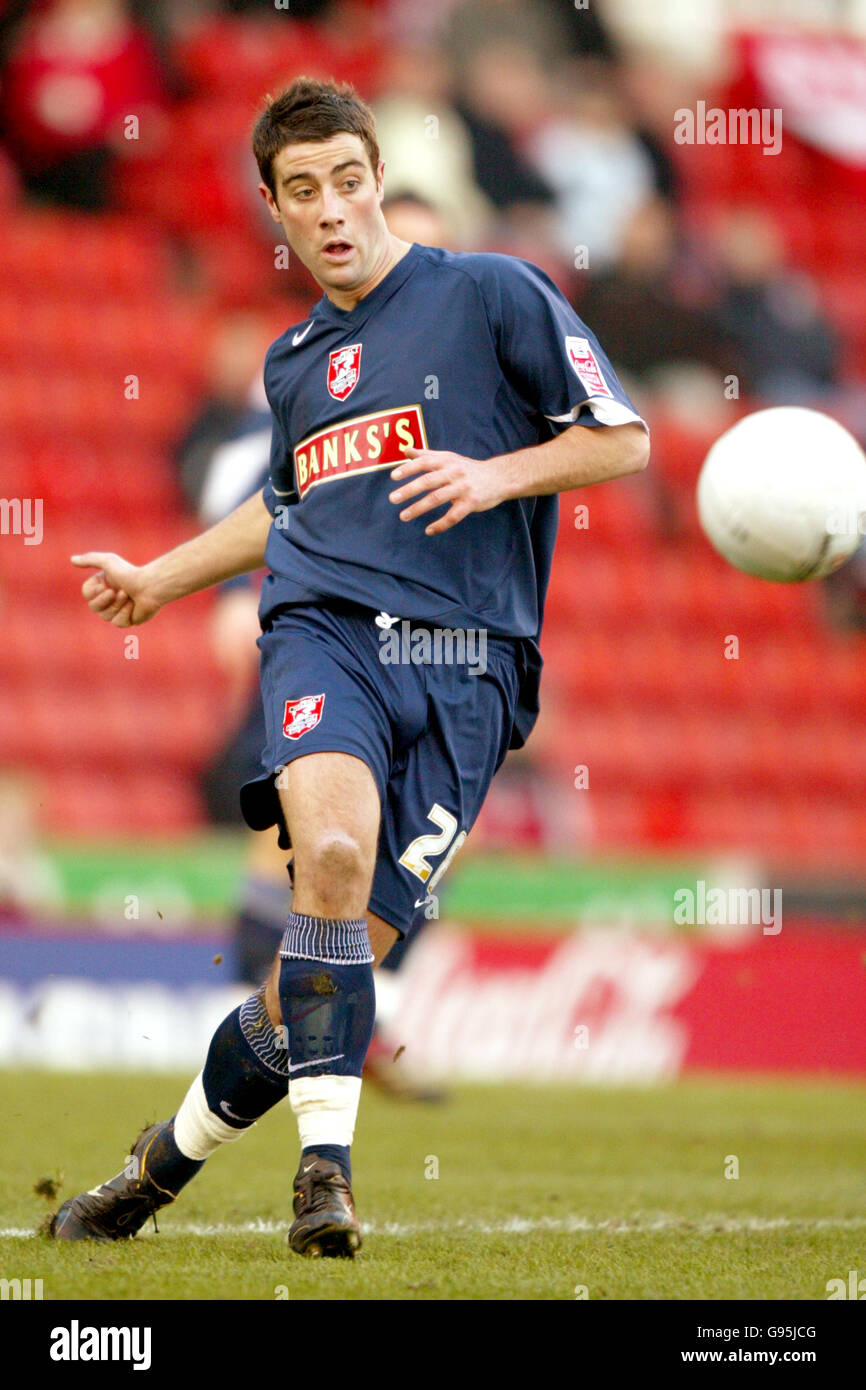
[375,161,385,202]
[259,181,283,223]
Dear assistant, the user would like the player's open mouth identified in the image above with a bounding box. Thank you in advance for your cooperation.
[322,240,354,261]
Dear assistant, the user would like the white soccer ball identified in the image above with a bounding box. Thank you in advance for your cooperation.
[697,407,866,582]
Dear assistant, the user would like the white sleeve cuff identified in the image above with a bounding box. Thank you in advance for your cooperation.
[545,397,649,430]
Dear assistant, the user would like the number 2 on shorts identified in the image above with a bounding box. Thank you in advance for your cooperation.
[399,803,467,889]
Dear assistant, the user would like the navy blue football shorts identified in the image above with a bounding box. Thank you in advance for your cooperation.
[240,601,522,941]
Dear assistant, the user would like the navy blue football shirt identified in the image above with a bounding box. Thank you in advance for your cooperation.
[260,242,646,746]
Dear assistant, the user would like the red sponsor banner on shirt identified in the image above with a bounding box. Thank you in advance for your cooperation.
[293,404,428,500]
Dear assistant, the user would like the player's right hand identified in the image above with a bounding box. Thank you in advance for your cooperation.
[71,552,162,627]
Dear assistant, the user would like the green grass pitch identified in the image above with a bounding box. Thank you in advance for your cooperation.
[1,1071,864,1300]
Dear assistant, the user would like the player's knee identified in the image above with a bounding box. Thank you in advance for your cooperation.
[303,830,369,907]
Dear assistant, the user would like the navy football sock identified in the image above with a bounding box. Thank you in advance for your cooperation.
[200,986,289,1126]
[140,1120,203,1196]
[278,913,375,1076]
[279,912,375,1162]
[164,987,288,1182]
[303,1143,352,1183]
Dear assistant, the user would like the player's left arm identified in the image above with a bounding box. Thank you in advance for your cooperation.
[389,422,649,537]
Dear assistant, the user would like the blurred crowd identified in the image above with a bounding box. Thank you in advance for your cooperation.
[0,0,850,419]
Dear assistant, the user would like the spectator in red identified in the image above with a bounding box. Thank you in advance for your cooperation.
[0,0,167,210]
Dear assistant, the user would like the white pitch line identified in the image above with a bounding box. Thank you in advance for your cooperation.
[3,1215,866,1240]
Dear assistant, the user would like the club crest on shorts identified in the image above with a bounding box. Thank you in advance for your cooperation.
[327,343,362,401]
[565,336,613,398]
[282,693,325,740]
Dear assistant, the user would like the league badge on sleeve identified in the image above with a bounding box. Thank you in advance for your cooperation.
[282,693,325,740]
[565,336,613,399]
[327,344,362,401]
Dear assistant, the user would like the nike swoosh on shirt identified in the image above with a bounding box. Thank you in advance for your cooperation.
[292,322,314,346]
[287,1053,345,1074]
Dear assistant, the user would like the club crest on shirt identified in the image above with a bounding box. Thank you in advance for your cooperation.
[565,336,613,399]
[282,693,325,740]
[327,343,362,401]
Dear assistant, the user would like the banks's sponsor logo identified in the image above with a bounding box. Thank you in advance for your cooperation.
[293,404,427,499]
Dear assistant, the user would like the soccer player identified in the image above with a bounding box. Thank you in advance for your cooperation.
[198,387,445,1102]
[51,78,649,1258]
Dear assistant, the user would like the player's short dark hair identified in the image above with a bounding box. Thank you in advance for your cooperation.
[253,77,380,198]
